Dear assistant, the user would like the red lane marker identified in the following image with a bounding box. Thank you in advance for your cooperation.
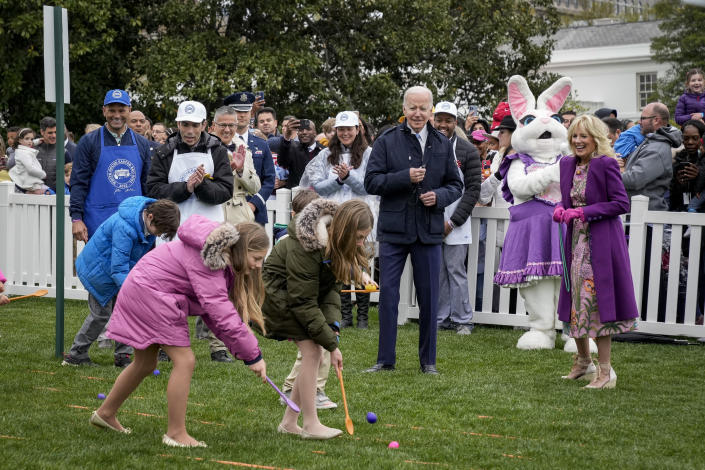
[134,412,162,418]
[312,451,326,455]
[68,405,90,410]
[477,415,493,419]
[502,454,530,460]
[158,454,293,469]
[211,460,294,469]
[403,460,449,467]
[197,420,225,426]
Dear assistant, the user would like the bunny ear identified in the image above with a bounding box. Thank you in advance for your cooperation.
[537,77,573,114]
[507,75,535,121]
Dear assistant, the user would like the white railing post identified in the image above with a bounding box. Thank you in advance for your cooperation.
[275,188,291,225]
[0,182,13,292]
[627,195,649,315]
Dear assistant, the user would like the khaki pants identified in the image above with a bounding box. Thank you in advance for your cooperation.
[282,347,331,393]
[195,317,227,353]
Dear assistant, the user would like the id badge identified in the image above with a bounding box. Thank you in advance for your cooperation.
[683,193,691,205]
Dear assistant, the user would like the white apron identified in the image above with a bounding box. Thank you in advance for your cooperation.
[158,148,223,245]
[444,151,472,246]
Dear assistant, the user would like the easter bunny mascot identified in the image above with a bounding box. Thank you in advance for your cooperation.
[493,75,572,350]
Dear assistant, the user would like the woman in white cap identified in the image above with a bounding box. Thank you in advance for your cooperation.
[301,111,379,330]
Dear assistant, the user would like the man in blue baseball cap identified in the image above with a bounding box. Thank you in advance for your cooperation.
[68,88,153,367]
[70,89,151,240]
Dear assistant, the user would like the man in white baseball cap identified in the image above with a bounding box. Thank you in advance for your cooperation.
[432,101,481,336]
[147,101,234,288]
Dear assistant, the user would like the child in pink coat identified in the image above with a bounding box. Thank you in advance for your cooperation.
[91,215,268,448]
[0,269,8,305]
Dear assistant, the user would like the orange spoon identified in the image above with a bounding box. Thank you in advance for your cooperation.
[335,365,354,435]
[9,289,49,302]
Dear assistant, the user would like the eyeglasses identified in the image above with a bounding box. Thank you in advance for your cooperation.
[639,115,657,122]
[214,122,237,129]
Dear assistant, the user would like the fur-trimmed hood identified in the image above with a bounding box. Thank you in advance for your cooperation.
[177,214,240,271]
[293,198,339,252]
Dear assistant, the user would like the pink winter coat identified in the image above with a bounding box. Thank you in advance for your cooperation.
[107,215,262,364]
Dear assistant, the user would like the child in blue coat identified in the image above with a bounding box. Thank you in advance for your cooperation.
[62,196,179,367]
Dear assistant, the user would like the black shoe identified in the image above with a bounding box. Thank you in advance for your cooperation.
[210,350,233,362]
[61,354,97,367]
[158,349,171,362]
[357,319,368,329]
[363,363,395,373]
[340,319,353,328]
[420,365,439,375]
[114,353,132,368]
[439,321,457,331]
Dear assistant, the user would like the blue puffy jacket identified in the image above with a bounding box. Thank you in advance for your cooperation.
[75,196,157,306]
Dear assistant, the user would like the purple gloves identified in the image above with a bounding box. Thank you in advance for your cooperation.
[552,205,565,222]
[553,206,585,224]
[561,207,585,224]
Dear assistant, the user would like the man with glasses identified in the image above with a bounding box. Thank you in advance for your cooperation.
[622,102,682,211]
[223,91,275,226]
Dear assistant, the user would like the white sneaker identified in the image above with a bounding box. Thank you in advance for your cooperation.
[316,391,337,410]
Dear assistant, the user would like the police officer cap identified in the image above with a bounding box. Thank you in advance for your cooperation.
[224,92,255,111]
[104,89,131,107]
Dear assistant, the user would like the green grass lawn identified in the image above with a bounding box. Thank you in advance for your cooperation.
[1,298,703,469]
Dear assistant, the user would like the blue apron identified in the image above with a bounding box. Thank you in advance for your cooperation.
[84,128,143,237]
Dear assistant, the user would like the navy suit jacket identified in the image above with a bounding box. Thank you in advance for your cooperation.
[364,121,462,244]
[245,133,276,224]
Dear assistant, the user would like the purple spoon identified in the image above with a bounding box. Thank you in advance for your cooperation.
[266,376,300,413]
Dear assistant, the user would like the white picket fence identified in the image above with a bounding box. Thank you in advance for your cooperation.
[1,181,703,337]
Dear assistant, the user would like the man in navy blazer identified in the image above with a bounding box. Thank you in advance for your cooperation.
[364,86,463,374]
[224,91,276,225]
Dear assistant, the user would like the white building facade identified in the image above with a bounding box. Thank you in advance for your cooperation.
[543,20,671,121]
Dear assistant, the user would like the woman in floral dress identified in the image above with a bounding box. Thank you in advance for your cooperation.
[553,114,638,389]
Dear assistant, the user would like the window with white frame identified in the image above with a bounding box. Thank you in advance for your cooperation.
[637,72,657,109]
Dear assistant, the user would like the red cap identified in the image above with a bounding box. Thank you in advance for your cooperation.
[491,102,511,130]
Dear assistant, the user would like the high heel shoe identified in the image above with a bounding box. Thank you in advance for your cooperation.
[584,363,617,389]
[89,411,132,434]
[162,434,207,448]
[561,355,596,381]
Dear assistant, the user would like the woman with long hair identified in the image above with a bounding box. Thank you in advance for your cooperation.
[302,111,378,329]
[553,114,638,389]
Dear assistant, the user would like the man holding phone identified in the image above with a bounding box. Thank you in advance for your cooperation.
[277,118,324,188]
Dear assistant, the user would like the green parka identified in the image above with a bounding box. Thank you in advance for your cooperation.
[260,198,341,351]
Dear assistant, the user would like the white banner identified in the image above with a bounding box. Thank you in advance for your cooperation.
[43,5,70,104]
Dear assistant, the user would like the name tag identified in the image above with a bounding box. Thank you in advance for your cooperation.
[255,150,263,155]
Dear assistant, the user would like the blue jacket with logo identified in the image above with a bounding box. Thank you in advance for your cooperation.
[364,121,463,244]
[245,133,276,225]
[75,196,157,306]
[69,127,152,221]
